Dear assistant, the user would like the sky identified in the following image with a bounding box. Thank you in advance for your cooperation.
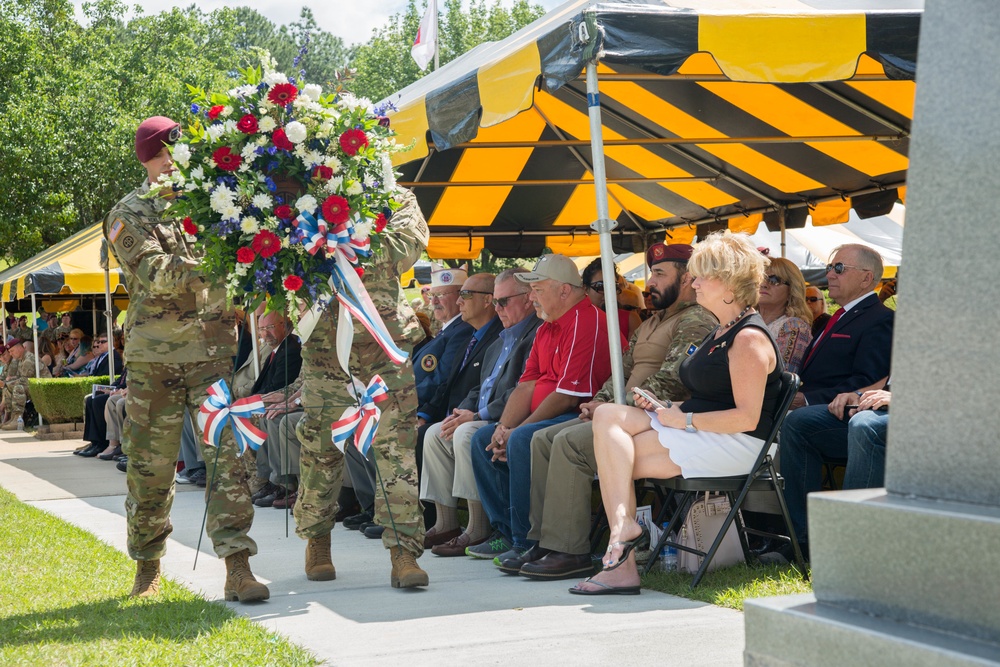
[72,0,566,47]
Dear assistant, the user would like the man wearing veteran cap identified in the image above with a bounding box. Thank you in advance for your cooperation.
[467,253,623,564]
[413,264,475,410]
[507,243,718,579]
[104,116,269,602]
[0,336,52,430]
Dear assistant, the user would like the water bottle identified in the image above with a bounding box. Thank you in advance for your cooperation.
[16,416,24,431]
[659,524,678,573]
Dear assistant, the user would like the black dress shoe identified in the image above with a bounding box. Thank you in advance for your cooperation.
[116,456,128,473]
[98,446,123,461]
[358,521,376,533]
[254,486,287,508]
[519,551,597,580]
[342,511,374,530]
[251,482,277,503]
[498,545,549,575]
[78,443,104,458]
[363,525,384,539]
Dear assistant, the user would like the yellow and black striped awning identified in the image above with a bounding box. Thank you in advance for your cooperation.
[0,224,123,301]
[387,0,919,259]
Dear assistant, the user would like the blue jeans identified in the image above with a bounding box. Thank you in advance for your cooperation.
[471,413,577,549]
[843,410,889,490]
[780,405,849,543]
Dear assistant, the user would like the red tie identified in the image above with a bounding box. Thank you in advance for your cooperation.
[268,350,276,365]
[804,307,845,367]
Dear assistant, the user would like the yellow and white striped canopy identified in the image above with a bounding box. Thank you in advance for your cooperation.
[387,0,919,259]
[0,224,123,301]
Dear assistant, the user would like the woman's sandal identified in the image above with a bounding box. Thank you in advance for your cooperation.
[568,577,641,596]
[601,525,650,572]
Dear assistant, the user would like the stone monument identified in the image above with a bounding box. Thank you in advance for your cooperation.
[744,1,1000,664]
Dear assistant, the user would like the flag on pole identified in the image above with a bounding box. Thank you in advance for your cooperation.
[411,0,438,71]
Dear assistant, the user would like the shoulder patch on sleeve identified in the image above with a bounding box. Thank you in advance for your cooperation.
[420,354,438,372]
[108,219,125,243]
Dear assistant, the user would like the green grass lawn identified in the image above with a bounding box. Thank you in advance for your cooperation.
[641,562,812,611]
[0,487,318,667]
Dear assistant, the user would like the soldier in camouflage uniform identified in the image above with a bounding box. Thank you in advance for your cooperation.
[519,244,719,575]
[41,314,73,346]
[11,317,33,343]
[104,116,268,603]
[0,337,51,429]
[293,188,430,588]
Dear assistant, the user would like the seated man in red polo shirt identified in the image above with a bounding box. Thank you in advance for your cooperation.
[468,253,623,565]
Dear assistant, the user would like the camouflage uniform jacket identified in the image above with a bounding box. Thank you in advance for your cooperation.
[593,300,717,406]
[11,352,51,383]
[12,326,33,342]
[104,181,234,363]
[42,324,72,344]
[350,188,429,346]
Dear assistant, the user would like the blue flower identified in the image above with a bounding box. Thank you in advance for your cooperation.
[190,103,200,114]
[265,177,276,192]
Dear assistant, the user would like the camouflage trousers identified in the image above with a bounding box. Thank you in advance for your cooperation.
[293,313,424,556]
[123,360,257,561]
[5,381,27,420]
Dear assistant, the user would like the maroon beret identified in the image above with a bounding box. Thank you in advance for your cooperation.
[135,116,180,163]
[646,243,693,268]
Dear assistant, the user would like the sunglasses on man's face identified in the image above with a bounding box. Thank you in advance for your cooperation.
[826,262,866,275]
[458,289,492,300]
[763,275,789,287]
[491,293,529,308]
[804,296,823,303]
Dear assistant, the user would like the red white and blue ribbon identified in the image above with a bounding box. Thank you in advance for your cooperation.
[199,379,267,456]
[294,211,372,263]
[330,375,389,456]
[330,251,410,365]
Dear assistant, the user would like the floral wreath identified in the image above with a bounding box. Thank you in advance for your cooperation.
[156,51,404,316]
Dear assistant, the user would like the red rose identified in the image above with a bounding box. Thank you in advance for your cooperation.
[312,165,333,181]
[339,128,368,156]
[268,83,298,106]
[373,212,387,233]
[274,205,293,220]
[283,275,304,291]
[207,105,225,120]
[236,247,256,264]
[182,217,198,236]
[212,146,241,172]
[322,195,350,224]
[272,128,293,151]
[252,229,281,258]
[237,114,259,134]
[355,266,365,278]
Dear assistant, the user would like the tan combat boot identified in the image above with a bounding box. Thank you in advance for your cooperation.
[389,546,429,588]
[305,534,337,581]
[223,550,270,602]
[129,559,161,598]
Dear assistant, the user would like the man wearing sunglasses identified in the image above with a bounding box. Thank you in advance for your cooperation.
[760,244,894,565]
[805,285,831,338]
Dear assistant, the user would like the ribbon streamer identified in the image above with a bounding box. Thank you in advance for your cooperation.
[294,211,371,263]
[330,375,390,456]
[199,379,267,456]
[330,251,410,365]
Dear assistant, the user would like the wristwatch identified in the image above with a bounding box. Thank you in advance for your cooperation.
[685,412,697,433]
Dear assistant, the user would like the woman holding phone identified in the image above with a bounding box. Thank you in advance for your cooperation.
[570,232,784,595]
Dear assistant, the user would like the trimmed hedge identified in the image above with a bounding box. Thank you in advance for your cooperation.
[27,376,110,424]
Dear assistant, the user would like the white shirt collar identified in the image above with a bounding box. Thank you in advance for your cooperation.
[839,292,876,314]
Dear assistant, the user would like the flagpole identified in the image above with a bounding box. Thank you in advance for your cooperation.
[433,0,439,71]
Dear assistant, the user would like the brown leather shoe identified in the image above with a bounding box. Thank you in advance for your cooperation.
[272,491,297,509]
[498,545,549,575]
[519,551,596,580]
[431,531,487,557]
[423,526,462,549]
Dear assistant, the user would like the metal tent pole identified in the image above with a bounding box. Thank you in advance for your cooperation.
[248,311,260,380]
[586,61,625,405]
[104,267,116,383]
[30,293,42,427]
[779,207,787,258]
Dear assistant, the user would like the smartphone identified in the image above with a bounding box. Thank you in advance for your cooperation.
[632,387,671,410]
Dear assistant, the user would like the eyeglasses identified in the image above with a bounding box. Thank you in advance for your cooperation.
[826,262,867,275]
[258,323,281,332]
[585,281,606,293]
[95,339,108,344]
[763,275,789,287]
[430,290,459,302]
[491,293,529,308]
[804,296,823,303]
[458,289,492,299]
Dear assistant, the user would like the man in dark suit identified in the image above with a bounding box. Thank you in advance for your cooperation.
[413,265,474,407]
[420,268,542,555]
[763,244,894,563]
[251,311,304,508]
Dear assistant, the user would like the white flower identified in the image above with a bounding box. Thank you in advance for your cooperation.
[241,143,258,160]
[326,176,343,193]
[353,221,372,239]
[221,106,233,117]
[381,155,397,190]
[229,84,257,98]
[302,83,323,102]
[190,166,204,181]
[263,71,288,86]
[339,93,373,114]
[325,156,342,174]
[303,150,323,168]
[220,204,242,221]
[234,263,249,277]
[209,185,236,213]
[171,143,191,168]
[296,194,318,213]
[346,180,363,196]
[281,236,291,249]
[256,136,269,147]
[184,182,197,192]
[259,116,276,133]
[252,194,273,211]
[240,217,260,234]
[206,124,225,142]
[285,121,307,144]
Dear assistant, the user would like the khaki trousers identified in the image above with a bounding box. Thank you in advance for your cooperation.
[419,419,488,506]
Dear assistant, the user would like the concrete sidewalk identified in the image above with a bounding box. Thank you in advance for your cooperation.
[0,433,746,666]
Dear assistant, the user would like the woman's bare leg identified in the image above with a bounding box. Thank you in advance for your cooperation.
[572,404,682,592]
